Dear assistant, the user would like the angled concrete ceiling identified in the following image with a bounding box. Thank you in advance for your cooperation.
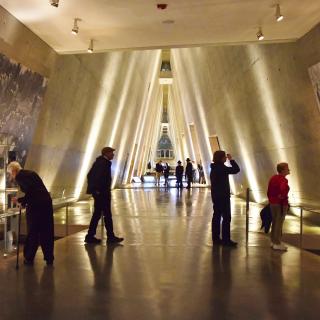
[0,0,320,54]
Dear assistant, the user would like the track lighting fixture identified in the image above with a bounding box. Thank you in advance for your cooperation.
[50,0,59,7]
[275,4,284,22]
[71,18,80,35]
[256,28,264,41]
[88,39,94,53]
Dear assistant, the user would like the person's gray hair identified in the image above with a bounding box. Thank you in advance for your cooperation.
[7,161,22,173]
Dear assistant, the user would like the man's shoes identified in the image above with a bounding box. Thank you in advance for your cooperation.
[84,236,101,244]
[46,260,54,266]
[107,236,124,244]
[222,240,238,247]
[23,259,34,266]
[272,243,288,251]
[212,238,223,245]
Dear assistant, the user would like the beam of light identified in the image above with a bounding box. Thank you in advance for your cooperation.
[109,51,161,187]
[171,48,260,198]
[123,51,162,183]
[169,84,188,161]
[109,54,137,147]
[247,45,300,202]
[171,48,213,182]
[224,89,262,201]
[74,54,122,198]
[167,88,183,161]
[107,53,139,188]
[170,54,196,161]
[138,85,162,176]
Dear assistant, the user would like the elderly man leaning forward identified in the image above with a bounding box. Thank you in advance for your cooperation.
[7,161,54,266]
[267,162,290,251]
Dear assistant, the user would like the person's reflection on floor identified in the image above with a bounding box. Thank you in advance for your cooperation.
[21,266,55,319]
[175,188,183,208]
[260,253,291,318]
[211,247,233,319]
[185,190,193,216]
[84,243,122,291]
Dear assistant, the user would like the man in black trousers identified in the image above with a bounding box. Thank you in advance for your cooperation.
[210,151,240,247]
[175,160,184,188]
[85,147,124,244]
[185,158,193,189]
[7,161,54,265]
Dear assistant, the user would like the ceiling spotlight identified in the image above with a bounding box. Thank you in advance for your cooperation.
[88,39,94,53]
[256,28,264,41]
[50,0,59,7]
[275,4,284,22]
[71,18,80,35]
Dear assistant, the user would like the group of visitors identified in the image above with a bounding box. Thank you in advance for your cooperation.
[155,160,171,186]
[6,146,291,266]
[155,158,205,189]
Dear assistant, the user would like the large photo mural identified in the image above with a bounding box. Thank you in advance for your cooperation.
[0,52,47,168]
[308,61,320,112]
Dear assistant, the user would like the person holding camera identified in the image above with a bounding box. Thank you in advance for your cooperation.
[210,151,240,247]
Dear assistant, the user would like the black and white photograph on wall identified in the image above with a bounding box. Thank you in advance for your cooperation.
[0,52,48,171]
[308,61,320,111]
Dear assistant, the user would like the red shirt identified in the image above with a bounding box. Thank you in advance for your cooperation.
[267,174,290,205]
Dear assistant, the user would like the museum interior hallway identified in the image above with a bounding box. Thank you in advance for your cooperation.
[1,188,320,320]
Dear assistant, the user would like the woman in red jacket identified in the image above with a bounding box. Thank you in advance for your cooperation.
[267,162,290,251]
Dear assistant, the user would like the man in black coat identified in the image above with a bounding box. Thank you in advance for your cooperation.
[7,161,54,265]
[210,151,240,246]
[85,147,124,244]
[185,158,193,189]
[175,160,184,188]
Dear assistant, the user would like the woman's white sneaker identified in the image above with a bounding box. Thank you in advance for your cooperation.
[272,243,288,251]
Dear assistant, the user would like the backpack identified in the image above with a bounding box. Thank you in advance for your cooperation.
[86,163,96,194]
[260,204,272,233]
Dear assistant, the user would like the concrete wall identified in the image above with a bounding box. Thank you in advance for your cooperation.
[0,6,56,77]
[27,50,161,197]
[171,23,320,205]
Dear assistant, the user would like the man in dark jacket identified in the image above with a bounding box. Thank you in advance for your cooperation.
[155,160,163,186]
[185,158,193,189]
[85,147,124,244]
[7,161,54,265]
[210,151,240,246]
[163,162,171,187]
[175,160,184,188]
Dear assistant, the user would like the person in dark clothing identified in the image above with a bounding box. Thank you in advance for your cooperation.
[85,147,124,245]
[185,158,193,189]
[155,160,163,186]
[210,151,240,247]
[7,161,54,265]
[163,162,170,187]
[175,160,184,188]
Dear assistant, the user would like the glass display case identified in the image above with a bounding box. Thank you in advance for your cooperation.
[0,133,19,255]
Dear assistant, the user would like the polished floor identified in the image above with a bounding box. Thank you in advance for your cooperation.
[1,188,320,319]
